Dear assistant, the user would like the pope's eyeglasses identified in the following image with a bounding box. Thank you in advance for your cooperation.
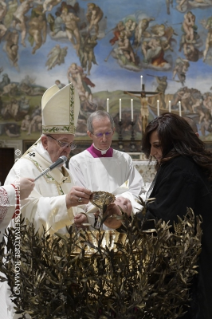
[92,131,113,138]
[46,135,77,150]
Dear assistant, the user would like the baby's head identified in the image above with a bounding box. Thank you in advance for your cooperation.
[103,196,132,229]
[114,196,132,216]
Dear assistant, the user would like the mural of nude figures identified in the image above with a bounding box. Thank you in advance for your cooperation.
[0,0,212,144]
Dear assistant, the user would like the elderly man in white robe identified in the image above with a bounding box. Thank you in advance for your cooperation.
[1,83,92,319]
[69,110,144,229]
[5,83,92,235]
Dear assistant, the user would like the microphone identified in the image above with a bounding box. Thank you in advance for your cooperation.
[34,156,67,181]
[49,156,67,170]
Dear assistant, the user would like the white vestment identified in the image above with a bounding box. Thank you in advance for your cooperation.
[1,140,85,319]
[5,140,85,234]
[69,149,144,226]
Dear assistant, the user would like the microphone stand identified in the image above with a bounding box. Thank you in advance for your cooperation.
[34,168,51,181]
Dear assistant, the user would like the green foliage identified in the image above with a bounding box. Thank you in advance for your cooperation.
[0,209,202,319]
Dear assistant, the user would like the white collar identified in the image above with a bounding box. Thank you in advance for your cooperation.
[93,143,110,155]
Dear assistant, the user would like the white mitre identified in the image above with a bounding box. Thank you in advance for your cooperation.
[42,83,80,135]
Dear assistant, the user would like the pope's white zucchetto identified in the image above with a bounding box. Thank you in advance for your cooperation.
[41,83,80,135]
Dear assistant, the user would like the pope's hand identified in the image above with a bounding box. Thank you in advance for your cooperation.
[66,186,91,208]
[20,178,35,200]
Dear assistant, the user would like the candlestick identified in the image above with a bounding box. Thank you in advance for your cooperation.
[119,99,122,121]
[169,100,171,113]
[118,120,123,150]
[140,75,143,90]
[157,100,160,116]
[130,120,136,151]
[179,101,182,116]
[131,99,133,121]
[106,98,109,113]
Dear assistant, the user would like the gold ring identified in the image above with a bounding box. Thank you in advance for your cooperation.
[78,197,82,203]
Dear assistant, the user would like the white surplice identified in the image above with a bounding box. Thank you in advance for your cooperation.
[69,149,145,226]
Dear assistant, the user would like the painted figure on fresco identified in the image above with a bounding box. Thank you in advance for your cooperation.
[183,42,202,61]
[155,76,168,109]
[201,111,212,136]
[172,57,190,86]
[177,0,212,12]
[112,33,139,69]
[191,97,205,122]
[1,99,19,120]
[27,109,42,135]
[3,0,18,30]
[124,18,137,45]
[109,21,125,46]
[142,38,164,65]
[12,0,33,47]
[20,108,42,135]
[5,123,20,137]
[46,45,68,70]
[49,10,65,36]
[61,6,81,55]
[3,30,19,69]
[171,87,207,124]
[79,33,98,75]
[203,92,212,115]
[117,31,137,64]
[55,79,65,89]
[67,62,96,112]
[86,3,103,36]
[42,0,61,14]
[179,11,203,62]
[182,11,196,43]
[177,0,189,13]
[21,114,31,133]
[28,4,47,54]
[134,17,155,46]
[0,0,7,40]
[201,16,212,63]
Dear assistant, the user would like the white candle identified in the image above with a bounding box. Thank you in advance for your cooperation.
[106,98,109,113]
[140,75,143,90]
[157,100,160,116]
[169,100,171,113]
[179,101,182,116]
[119,98,122,121]
[131,99,133,121]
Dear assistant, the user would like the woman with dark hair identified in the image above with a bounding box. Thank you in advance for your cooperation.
[140,112,212,319]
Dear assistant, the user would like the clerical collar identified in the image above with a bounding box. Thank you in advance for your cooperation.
[87,144,113,158]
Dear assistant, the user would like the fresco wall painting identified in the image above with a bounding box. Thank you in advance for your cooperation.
[0,0,212,151]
